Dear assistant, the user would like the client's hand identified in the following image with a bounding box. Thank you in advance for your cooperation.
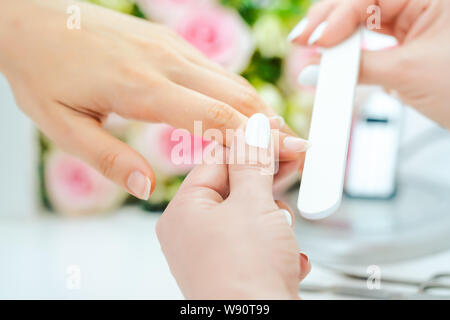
[156,115,310,299]
[0,0,307,201]
[289,0,450,129]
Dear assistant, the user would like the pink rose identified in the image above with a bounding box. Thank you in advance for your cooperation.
[136,0,214,23]
[130,124,210,176]
[45,151,125,216]
[172,7,254,73]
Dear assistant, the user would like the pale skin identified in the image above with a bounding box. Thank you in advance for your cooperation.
[157,126,311,299]
[0,0,306,201]
[1,0,448,300]
[291,0,450,129]
[159,0,450,299]
[0,0,308,299]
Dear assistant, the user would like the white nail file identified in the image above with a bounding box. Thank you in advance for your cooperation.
[298,28,362,220]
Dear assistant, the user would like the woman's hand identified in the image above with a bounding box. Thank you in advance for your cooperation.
[156,115,310,299]
[289,0,450,129]
[0,0,307,200]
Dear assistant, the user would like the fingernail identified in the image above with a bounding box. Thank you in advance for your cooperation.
[283,137,311,152]
[127,171,151,200]
[297,65,319,87]
[269,115,285,129]
[300,252,309,262]
[281,209,292,226]
[245,113,271,149]
[287,18,309,42]
[308,21,328,45]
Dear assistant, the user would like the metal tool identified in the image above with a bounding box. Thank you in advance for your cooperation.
[300,267,450,300]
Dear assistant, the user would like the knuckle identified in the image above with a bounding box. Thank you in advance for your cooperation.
[239,89,262,114]
[159,44,183,63]
[233,75,253,89]
[158,50,191,78]
[119,65,153,86]
[206,103,235,129]
[97,149,120,178]
[164,28,180,40]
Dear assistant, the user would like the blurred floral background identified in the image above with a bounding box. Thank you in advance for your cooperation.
[39,0,316,216]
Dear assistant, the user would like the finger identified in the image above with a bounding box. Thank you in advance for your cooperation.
[149,81,246,140]
[289,0,337,45]
[359,47,404,88]
[309,0,411,47]
[314,2,363,47]
[393,0,428,42]
[228,113,277,203]
[180,45,253,88]
[172,65,308,158]
[268,114,309,162]
[157,26,253,87]
[273,159,302,195]
[168,61,275,118]
[46,104,155,200]
[275,200,295,227]
[270,118,303,190]
[132,81,307,162]
[295,48,404,90]
[402,0,439,42]
[299,252,311,282]
[168,58,300,139]
[175,143,229,202]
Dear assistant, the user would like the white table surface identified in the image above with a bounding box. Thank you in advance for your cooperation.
[1,207,449,300]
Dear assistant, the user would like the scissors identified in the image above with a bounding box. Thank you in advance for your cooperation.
[299,266,450,300]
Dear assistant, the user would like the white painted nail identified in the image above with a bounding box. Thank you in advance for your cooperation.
[297,65,320,87]
[308,21,328,45]
[281,209,292,226]
[245,113,271,149]
[287,18,309,42]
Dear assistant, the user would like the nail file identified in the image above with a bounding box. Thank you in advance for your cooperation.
[298,28,362,220]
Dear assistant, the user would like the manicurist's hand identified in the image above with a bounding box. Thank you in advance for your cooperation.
[156,114,310,299]
[0,0,307,200]
[289,0,450,129]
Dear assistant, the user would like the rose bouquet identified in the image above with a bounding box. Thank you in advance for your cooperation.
[39,0,315,215]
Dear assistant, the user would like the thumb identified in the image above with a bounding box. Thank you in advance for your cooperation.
[359,47,404,89]
[297,48,403,90]
[47,105,155,200]
[228,113,276,202]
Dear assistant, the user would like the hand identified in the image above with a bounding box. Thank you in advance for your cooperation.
[0,0,307,200]
[156,115,310,299]
[289,0,450,129]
